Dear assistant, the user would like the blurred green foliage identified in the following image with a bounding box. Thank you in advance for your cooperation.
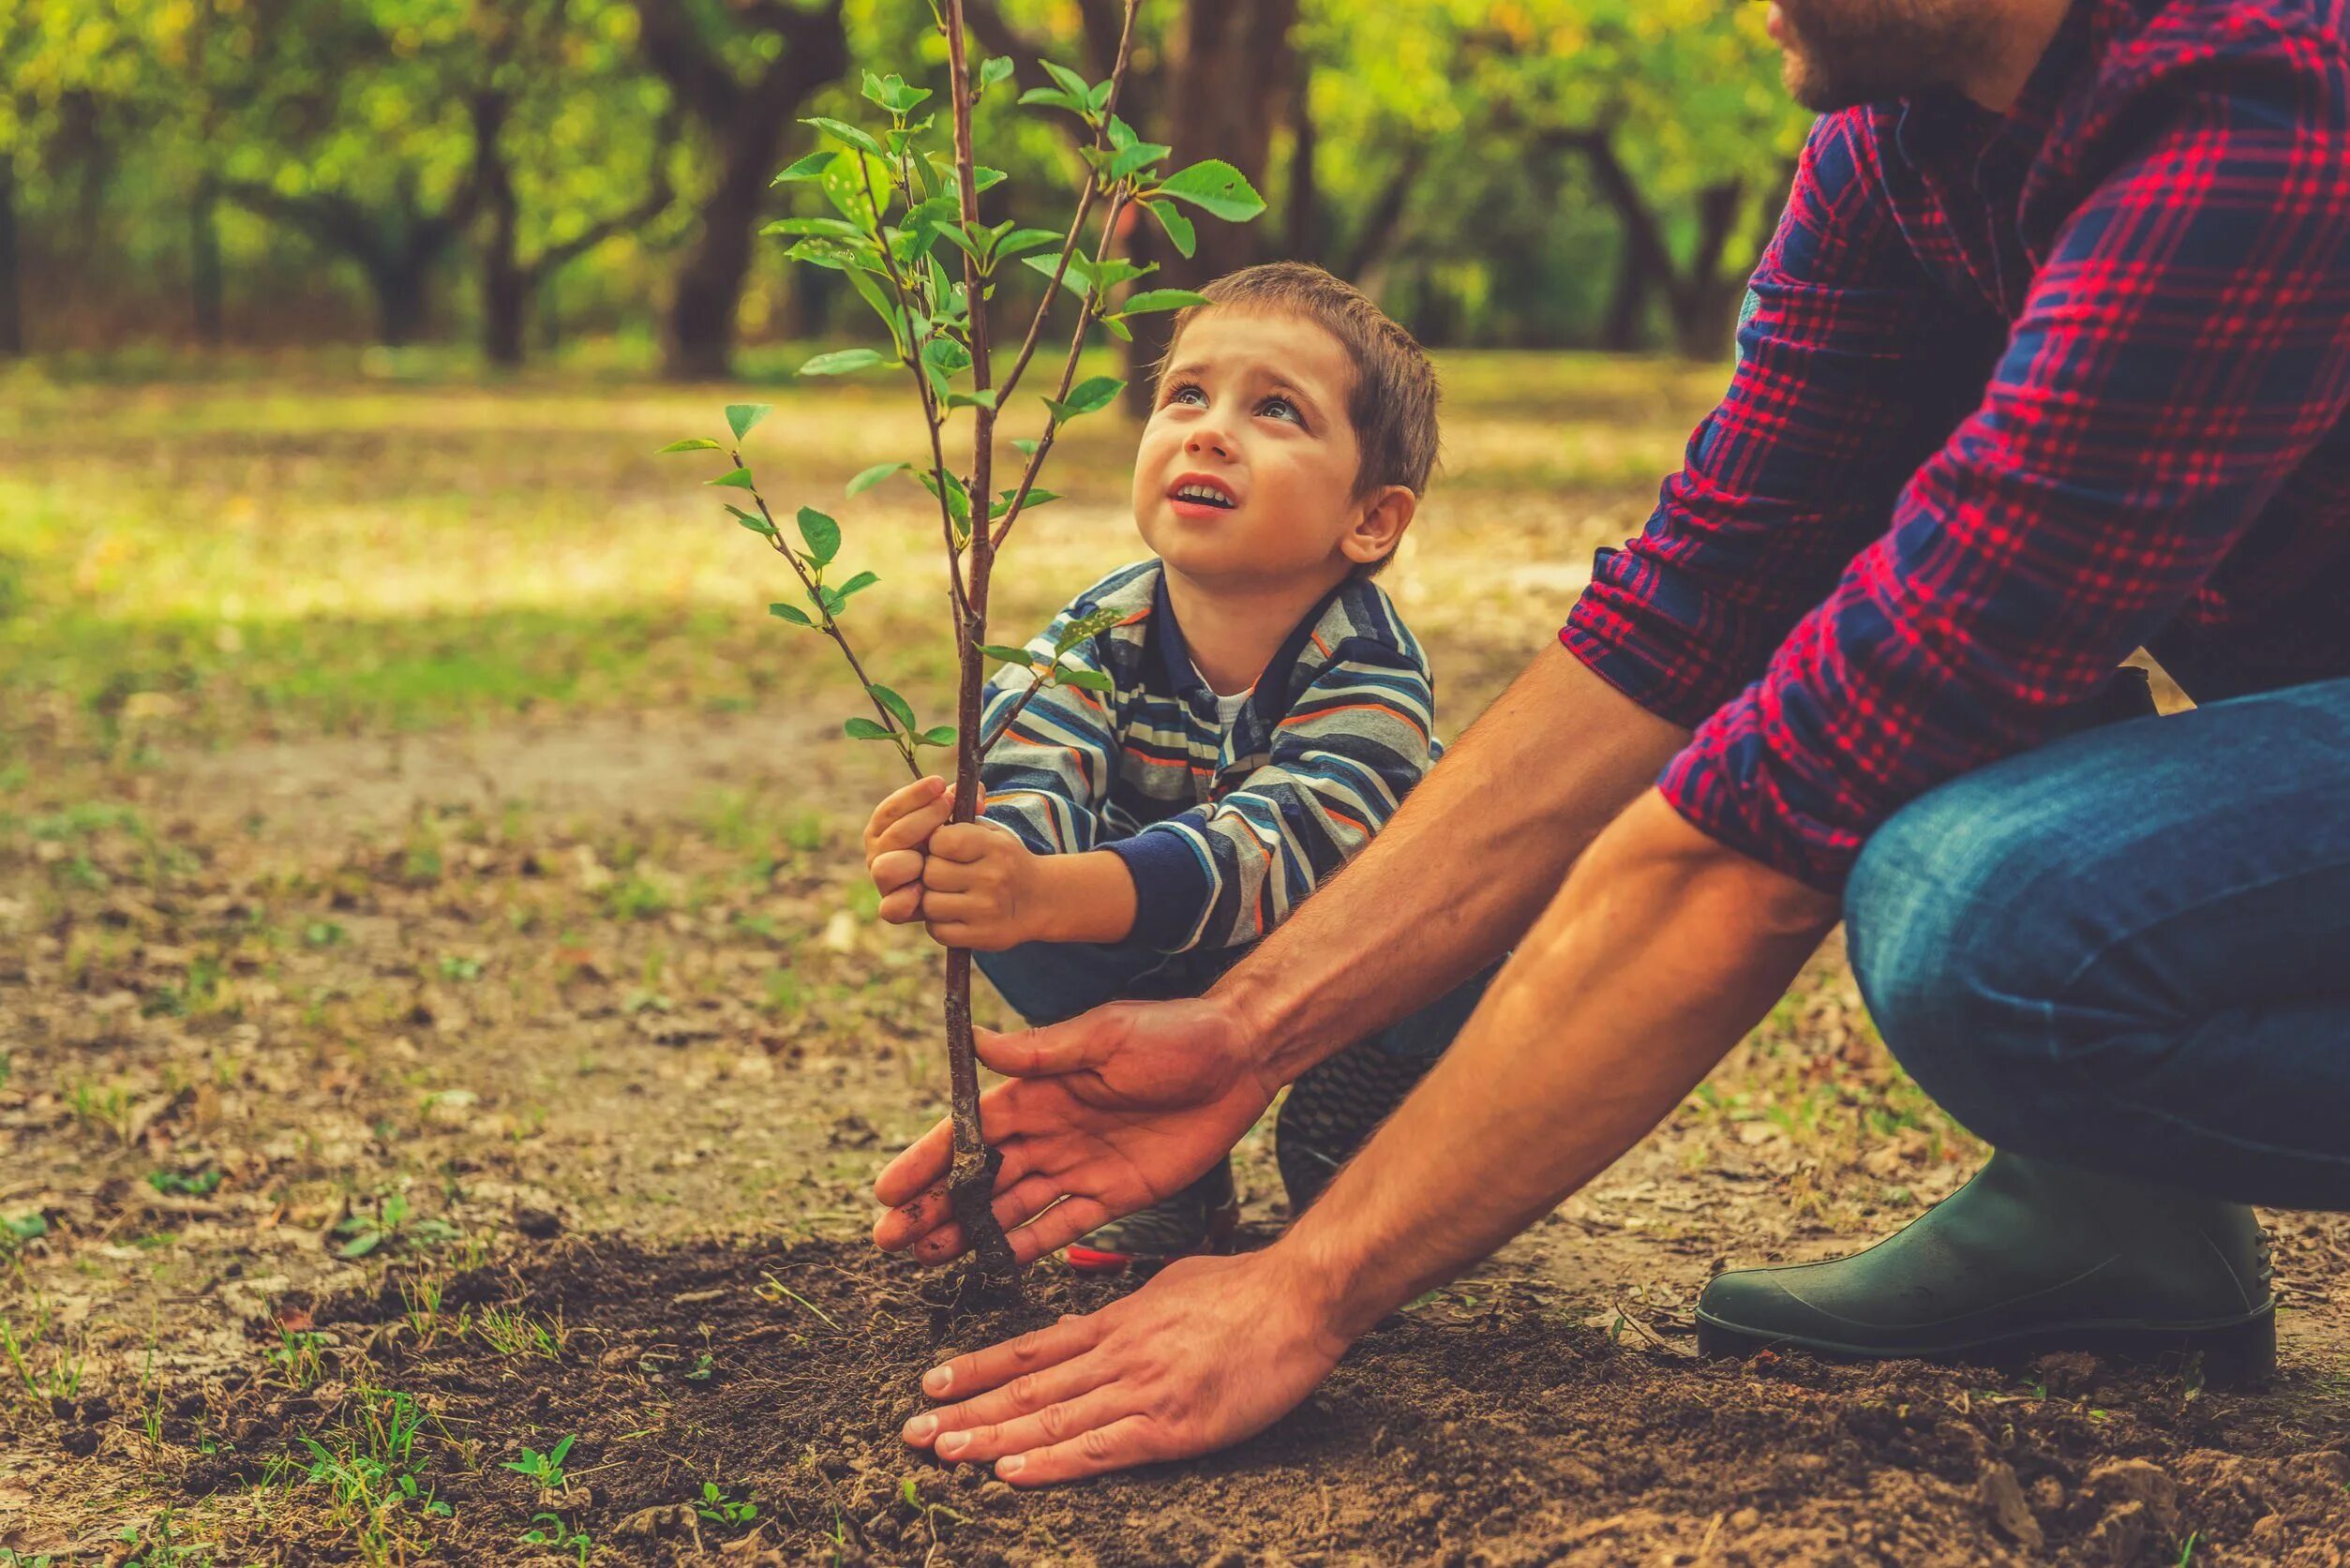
[0,0,1807,364]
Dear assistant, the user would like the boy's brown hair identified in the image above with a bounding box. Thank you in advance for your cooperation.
[1156,261,1439,580]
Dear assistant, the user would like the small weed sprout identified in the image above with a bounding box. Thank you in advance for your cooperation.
[520,1512,592,1565]
[501,1431,576,1489]
[698,1480,758,1528]
[336,1192,462,1260]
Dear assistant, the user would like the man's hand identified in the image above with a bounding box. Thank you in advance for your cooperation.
[863,776,955,926]
[901,1250,1349,1485]
[873,995,1271,1264]
[919,820,1045,951]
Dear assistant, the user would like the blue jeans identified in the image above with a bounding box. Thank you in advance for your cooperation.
[978,935,1495,1059]
[1846,675,2350,1208]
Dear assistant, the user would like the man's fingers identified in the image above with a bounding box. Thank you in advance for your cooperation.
[1007,1196,1111,1265]
[907,1355,1116,1452]
[874,1117,957,1210]
[927,1382,1140,1467]
[923,1312,1107,1402]
[864,776,947,850]
[995,1414,1167,1486]
[974,1016,1114,1079]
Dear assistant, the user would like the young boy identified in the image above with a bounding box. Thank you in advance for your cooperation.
[861,261,1492,1273]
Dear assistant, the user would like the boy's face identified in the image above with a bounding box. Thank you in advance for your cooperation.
[1131,307,1406,592]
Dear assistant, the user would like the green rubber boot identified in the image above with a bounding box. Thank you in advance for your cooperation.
[1696,1152,2275,1386]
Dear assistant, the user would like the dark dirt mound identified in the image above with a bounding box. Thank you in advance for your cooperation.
[164,1236,2350,1565]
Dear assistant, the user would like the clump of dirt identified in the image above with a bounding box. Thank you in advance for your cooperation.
[142,1237,2350,1565]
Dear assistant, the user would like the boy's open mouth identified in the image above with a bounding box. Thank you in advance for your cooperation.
[1169,474,1239,511]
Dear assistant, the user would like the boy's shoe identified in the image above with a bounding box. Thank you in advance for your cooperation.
[1275,1046,1440,1214]
[1696,1152,2276,1386]
[1063,1158,1239,1276]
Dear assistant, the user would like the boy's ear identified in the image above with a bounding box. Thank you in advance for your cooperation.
[1340,485,1418,569]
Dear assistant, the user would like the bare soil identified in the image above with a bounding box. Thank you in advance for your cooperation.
[7,702,2349,1566]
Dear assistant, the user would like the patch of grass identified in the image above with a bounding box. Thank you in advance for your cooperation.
[699,1480,759,1529]
[474,1305,566,1360]
[334,1192,462,1261]
[280,1388,453,1565]
[266,1328,331,1389]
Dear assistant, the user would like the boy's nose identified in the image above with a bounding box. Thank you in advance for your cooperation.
[1185,425,1235,460]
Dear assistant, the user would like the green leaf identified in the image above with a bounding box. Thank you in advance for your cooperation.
[726,404,771,442]
[979,55,1015,94]
[979,643,1035,665]
[1055,667,1114,692]
[1040,60,1093,105]
[1142,200,1196,259]
[760,217,863,239]
[796,506,841,568]
[992,487,1059,520]
[1087,258,1151,292]
[916,469,971,526]
[1054,605,1124,655]
[1100,314,1134,342]
[1103,140,1172,184]
[869,685,918,731]
[1021,250,1094,293]
[921,336,974,377]
[820,149,893,231]
[1116,289,1210,318]
[709,468,758,490]
[844,717,893,741]
[799,348,886,377]
[832,570,879,603]
[944,388,998,411]
[1044,376,1125,422]
[804,116,884,157]
[1012,438,1041,456]
[724,503,770,536]
[768,602,814,627]
[1148,159,1267,223]
[992,227,1064,264]
[973,166,1008,194]
[846,461,907,497]
[917,725,956,748]
[338,1232,383,1260]
[1086,79,1115,112]
[1017,86,1082,113]
[655,437,723,454]
[771,149,836,185]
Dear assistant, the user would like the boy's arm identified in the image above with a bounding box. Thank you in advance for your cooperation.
[1102,640,1434,953]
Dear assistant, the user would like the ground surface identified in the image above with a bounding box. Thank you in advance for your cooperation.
[3,353,2346,1564]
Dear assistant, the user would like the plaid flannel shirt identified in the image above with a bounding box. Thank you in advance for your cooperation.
[1563,0,2350,889]
[979,560,1439,952]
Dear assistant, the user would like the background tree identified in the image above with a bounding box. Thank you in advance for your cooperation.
[633,0,850,380]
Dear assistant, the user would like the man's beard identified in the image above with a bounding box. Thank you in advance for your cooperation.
[1774,0,1998,112]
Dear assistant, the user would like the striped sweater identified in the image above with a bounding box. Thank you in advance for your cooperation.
[979,560,1441,953]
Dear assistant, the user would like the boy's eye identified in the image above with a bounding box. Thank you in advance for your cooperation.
[1260,396,1303,425]
[1167,382,1206,407]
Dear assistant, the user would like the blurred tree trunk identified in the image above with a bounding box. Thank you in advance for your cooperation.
[1119,0,1298,411]
[191,175,224,348]
[474,89,528,368]
[1556,124,1754,359]
[636,0,847,381]
[966,0,1297,412]
[225,175,475,349]
[0,163,20,357]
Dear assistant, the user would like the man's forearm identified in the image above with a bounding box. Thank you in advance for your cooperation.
[1217,641,1689,1088]
[1274,790,1841,1338]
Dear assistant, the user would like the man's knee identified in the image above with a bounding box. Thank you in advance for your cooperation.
[1845,780,2070,1141]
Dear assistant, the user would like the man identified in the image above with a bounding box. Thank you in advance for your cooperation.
[872,0,2350,1486]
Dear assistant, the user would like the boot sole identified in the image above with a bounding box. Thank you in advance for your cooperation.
[1061,1203,1240,1277]
[1694,1301,2276,1390]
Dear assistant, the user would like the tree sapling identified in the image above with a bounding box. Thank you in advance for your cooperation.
[660,0,1263,1303]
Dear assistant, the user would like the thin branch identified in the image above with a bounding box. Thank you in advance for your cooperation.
[737,453,921,779]
[976,665,1056,757]
[994,0,1139,411]
[988,182,1130,553]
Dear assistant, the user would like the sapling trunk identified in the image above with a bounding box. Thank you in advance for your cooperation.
[661,0,1262,1313]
